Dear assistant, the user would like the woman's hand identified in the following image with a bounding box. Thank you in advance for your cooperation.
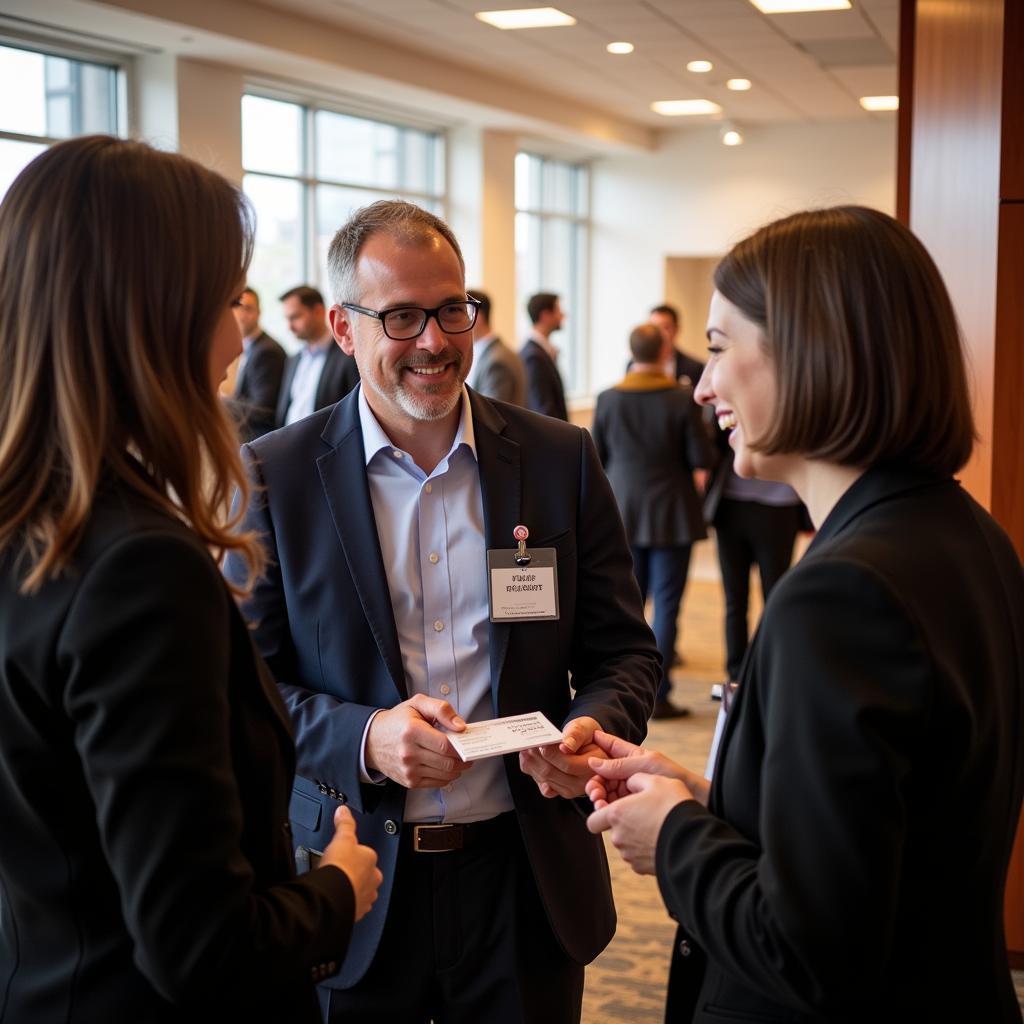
[584,729,710,809]
[320,806,383,921]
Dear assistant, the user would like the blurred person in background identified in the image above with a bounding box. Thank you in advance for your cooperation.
[277,285,360,427]
[521,291,568,421]
[466,289,526,406]
[593,322,712,720]
[226,285,286,441]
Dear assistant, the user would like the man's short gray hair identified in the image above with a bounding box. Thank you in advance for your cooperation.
[326,200,465,304]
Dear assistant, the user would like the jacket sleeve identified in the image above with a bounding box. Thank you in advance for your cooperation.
[654,557,932,1014]
[59,530,355,1006]
[224,446,384,814]
[563,428,660,742]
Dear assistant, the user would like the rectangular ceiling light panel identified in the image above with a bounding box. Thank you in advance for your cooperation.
[475,7,577,29]
[651,99,723,116]
[749,0,851,12]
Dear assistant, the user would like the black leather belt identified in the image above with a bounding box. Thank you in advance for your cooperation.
[405,812,515,853]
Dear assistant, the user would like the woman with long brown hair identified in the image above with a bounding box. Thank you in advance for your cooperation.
[0,135,381,1021]
[586,206,1024,1022]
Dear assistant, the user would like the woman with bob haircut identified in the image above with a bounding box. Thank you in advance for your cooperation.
[586,206,1024,1022]
[0,135,382,1022]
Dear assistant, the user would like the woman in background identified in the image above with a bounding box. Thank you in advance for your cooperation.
[0,136,381,1022]
[586,206,1024,1023]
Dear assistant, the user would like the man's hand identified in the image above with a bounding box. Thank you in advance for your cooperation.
[519,715,604,799]
[584,729,710,809]
[320,806,384,921]
[586,773,692,875]
[365,694,471,789]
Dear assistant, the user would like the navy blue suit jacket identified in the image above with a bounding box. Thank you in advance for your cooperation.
[521,338,569,421]
[226,387,659,987]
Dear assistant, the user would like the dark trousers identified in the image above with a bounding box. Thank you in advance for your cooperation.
[631,544,693,702]
[714,498,801,680]
[318,813,583,1024]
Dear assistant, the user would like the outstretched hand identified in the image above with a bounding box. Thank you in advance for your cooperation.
[519,715,605,799]
[584,730,710,809]
[365,694,472,789]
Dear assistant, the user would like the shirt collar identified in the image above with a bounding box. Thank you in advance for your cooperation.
[304,332,334,355]
[529,329,558,362]
[357,385,478,468]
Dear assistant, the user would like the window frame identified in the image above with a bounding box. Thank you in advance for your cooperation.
[241,88,447,298]
[0,33,129,148]
[514,151,592,399]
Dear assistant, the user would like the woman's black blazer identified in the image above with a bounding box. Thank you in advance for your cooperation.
[0,478,354,1022]
[657,466,1024,1023]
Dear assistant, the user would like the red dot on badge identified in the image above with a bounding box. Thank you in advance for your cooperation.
[513,525,529,542]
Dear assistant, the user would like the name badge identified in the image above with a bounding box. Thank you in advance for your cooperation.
[487,548,559,621]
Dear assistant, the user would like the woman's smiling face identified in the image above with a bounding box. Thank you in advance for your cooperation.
[695,289,799,484]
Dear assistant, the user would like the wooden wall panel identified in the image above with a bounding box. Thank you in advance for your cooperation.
[910,0,1004,510]
[996,201,1024,967]
[906,0,1024,968]
[993,203,1024,560]
[1000,0,1024,199]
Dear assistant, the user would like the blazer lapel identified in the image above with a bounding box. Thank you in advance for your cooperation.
[316,394,407,698]
[470,391,520,706]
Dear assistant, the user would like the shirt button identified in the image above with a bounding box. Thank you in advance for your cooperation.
[424,482,433,493]
[678,939,692,957]
[433,620,444,632]
[429,552,440,564]
[439,684,450,696]
[384,819,399,835]
[444,784,454,794]
[391,450,402,459]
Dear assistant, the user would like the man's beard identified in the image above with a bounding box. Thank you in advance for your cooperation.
[375,348,466,422]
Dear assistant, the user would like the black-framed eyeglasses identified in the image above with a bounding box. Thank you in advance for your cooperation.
[341,298,481,341]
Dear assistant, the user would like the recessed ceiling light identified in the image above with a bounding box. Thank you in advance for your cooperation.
[859,95,899,111]
[687,60,713,73]
[721,125,744,146]
[607,41,634,54]
[651,99,723,117]
[727,78,752,91]
[475,7,576,29]
[749,0,851,11]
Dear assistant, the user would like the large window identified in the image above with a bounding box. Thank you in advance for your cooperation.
[242,94,445,346]
[0,42,124,200]
[515,152,590,396]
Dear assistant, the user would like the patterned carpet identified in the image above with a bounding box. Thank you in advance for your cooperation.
[581,541,1024,1022]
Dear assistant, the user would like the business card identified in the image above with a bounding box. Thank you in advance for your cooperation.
[448,711,564,762]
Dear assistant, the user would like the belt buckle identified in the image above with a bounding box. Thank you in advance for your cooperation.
[412,824,462,853]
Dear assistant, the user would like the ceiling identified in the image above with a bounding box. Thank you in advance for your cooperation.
[256,0,899,126]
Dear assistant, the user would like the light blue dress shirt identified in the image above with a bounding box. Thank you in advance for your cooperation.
[358,386,514,824]
[285,334,332,425]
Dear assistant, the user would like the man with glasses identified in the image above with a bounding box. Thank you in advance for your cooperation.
[226,200,659,1023]
[227,286,286,441]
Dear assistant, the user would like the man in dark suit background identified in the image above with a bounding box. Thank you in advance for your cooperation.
[227,286,286,441]
[275,285,360,427]
[649,303,705,391]
[521,291,569,421]
[466,289,526,406]
[593,323,712,720]
[226,200,659,1022]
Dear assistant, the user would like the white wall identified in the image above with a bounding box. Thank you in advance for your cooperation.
[589,119,897,394]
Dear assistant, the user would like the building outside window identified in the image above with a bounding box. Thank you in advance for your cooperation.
[241,93,445,347]
[0,41,124,199]
[515,152,590,397]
